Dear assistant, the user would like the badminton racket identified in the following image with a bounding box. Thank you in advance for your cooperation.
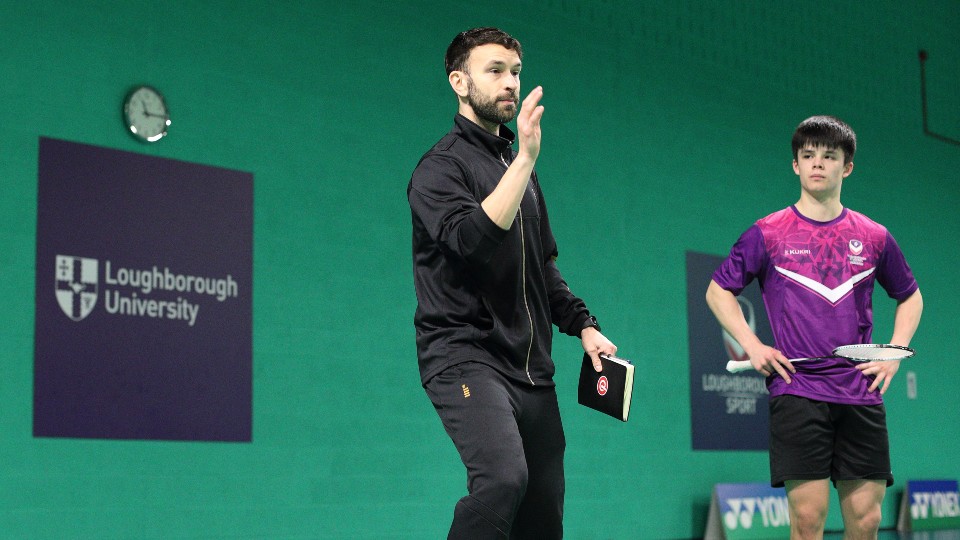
[726,344,915,374]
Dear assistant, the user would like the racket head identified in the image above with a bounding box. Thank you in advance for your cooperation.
[831,343,915,361]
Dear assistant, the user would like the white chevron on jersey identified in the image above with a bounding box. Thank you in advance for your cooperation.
[774,266,876,304]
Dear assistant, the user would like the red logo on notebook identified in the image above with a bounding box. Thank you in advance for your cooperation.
[597,376,609,396]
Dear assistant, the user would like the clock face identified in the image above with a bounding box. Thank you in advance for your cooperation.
[123,86,170,142]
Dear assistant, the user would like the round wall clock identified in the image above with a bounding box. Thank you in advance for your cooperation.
[123,85,170,142]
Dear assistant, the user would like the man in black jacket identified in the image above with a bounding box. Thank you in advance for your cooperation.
[408,27,617,538]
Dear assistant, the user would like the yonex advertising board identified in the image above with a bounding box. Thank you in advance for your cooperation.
[686,251,773,450]
[704,483,790,540]
[897,480,960,531]
[34,137,253,442]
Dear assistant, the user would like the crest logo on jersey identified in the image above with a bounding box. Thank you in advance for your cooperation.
[849,239,864,255]
[55,255,99,321]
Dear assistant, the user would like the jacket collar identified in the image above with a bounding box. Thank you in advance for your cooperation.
[453,114,515,159]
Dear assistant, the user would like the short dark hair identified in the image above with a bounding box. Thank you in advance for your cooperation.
[444,27,522,75]
[791,115,857,164]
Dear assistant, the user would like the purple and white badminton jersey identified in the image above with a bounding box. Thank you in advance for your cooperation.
[713,206,918,405]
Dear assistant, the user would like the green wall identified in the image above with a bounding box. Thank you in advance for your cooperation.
[2,1,958,538]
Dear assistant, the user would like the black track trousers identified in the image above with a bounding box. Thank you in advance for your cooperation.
[425,362,565,539]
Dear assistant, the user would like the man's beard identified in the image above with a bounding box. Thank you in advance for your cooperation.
[467,76,518,126]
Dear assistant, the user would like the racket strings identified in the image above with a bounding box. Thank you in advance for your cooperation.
[834,344,914,361]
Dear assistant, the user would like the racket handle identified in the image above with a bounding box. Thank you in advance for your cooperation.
[726,357,811,373]
[726,360,755,373]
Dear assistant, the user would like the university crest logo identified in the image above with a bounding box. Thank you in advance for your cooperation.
[55,255,99,321]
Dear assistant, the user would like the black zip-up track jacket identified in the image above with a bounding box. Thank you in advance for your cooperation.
[408,115,593,387]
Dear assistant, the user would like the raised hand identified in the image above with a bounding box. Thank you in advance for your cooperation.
[516,86,544,162]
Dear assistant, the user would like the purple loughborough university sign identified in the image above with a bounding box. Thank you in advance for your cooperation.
[34,137,252,442]
[686,251,772,451]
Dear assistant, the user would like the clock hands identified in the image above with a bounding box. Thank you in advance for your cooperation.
[139,98,166,118]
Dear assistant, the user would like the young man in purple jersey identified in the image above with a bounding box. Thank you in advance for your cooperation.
[706,116,923,539]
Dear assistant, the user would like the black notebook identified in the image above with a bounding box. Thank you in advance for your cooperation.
[577,353,635,422]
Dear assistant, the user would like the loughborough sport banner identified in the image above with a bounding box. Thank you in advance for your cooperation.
[34,137,252,442]
[686,251,772,451]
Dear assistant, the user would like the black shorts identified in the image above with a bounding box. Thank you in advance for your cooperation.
[769,395,893,488]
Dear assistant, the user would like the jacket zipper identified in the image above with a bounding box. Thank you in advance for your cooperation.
[500,153,536,385]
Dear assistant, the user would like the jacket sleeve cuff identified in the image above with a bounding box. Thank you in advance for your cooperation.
[460,208,510,264]
[568,313,592,337]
